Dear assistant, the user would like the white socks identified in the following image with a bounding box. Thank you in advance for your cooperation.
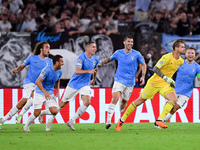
[40,109,52,115]
[71,105,88,122]
[107,103,116,124]
[2,106,19,123]
[19,98,33,116]
[24,114,36,127]
[163,113,173,122]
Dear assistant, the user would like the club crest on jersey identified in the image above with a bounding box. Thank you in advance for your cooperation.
[178,63,180,67]
[57,74,60,78]
[93,61,95,66]
[192,68,195,72]
[158,60,163,67]
[131,56,134,60]
[143,93,146,97]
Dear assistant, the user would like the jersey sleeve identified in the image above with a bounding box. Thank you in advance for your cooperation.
[155,54,170,69]
[39,66,49,80]
[23,55,32,66]
[95,56,99,68]
[75,55,84,68]
[58,70,63,79]
[110,51,118,60]
[137,52,145,64]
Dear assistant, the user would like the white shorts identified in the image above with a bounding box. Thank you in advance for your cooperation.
[176,94,189,108]
[112,81,134,101]
[33,92,58,109]
[62,86,91,102]
[23,83,35,99]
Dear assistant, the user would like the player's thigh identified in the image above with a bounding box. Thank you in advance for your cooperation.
[176,94,189,108]
[45,95,58,110]
[159,85,175,97]
[160,86,176,103]
[122,86,134,101]
[140,84,158,99]
[62,86,78,102]
[79,86,92,97]
[33,92,45,110]
[112,81,125,94]
[23,83,35,99]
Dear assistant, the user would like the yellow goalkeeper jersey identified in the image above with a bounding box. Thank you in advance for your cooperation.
[148,52,184,88]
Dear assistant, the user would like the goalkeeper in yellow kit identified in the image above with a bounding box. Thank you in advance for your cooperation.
[116,40,185,132]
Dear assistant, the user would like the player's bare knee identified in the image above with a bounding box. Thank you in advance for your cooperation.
[51,110,58,115]
[84,100,90,107]
[34,110,41,117]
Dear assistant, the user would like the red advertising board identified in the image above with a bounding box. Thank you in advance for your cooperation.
[0,88,200,124]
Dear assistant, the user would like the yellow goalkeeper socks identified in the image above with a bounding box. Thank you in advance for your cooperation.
[121,102,137,122]
[158,101,175,120]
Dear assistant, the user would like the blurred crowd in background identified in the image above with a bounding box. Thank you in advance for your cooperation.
[0,0,199,36]
[0,0,200,78]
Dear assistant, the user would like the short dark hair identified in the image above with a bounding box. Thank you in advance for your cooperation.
[85,41,95,47]
[53,54,63,65]
[186,47,196,51]
[124,35,133,41]
[33,41,49,55]
[172,40,185,50]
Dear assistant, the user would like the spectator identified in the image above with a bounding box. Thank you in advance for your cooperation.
[25,9,38,32]
[63,0,78,15]
[36,0,48,14]
[150,0,167,14]
[165,16,178,35]
[53,21,62,33]
[70,13,83,29]
[23,1,37,20]
[0,13,12,32]
[191,14,200,35]
[48,9,57,27]
[16,12,28,32]
[135,0,151,21]
[126,11,136,22]
[53,5,61,19]
[36,15,52,32]
[9,0,24,15]
[119,1,136,14]
[176,11,192,36]
[0,0,10,15]
[60,17,82,36]
[9,13,17,31]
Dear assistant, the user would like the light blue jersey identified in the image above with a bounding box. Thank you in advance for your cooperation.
[110,49,144,86]
[35,65,62,95]
[68,52,99,90]
[23,55,53,85]
[175,60,200,97]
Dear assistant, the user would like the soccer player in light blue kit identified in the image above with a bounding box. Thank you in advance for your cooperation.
[163,47,200,122]
[0,42,52,128]
[23,55,64,132]
[40,41,99,131]
[98,35,147,129]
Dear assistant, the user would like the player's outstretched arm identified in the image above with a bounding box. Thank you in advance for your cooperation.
[12,64,25,74]
[55,79,60,100]
[153,66,175,88]
[139,63,147,86]
[36,77,51,100]
[98,58,112,67]
[90,67,98,86]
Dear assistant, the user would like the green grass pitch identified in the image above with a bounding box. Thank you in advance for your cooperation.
[0,123,200,150]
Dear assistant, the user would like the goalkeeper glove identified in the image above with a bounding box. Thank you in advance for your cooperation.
[162,76,175,88]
